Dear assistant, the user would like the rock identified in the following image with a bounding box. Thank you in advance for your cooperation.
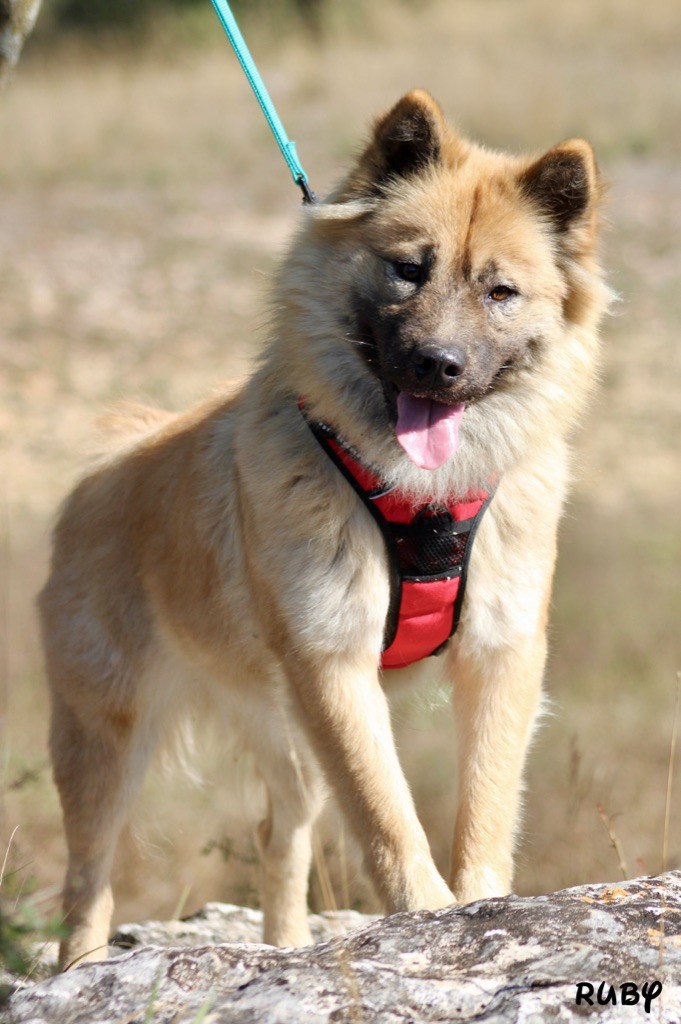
[5,873,681,1023]
[1,904,379,986]
[110,903,380,954]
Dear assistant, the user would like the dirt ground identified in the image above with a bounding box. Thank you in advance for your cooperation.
[1,0,679,931]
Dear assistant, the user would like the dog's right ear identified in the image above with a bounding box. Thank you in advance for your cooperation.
[334,90,448,203]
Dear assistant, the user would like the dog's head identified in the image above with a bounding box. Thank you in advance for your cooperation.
[273,91,610,491]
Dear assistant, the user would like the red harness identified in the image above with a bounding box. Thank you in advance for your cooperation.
[303,413,494,670]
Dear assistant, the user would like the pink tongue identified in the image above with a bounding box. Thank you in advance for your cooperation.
[395,393,465,470]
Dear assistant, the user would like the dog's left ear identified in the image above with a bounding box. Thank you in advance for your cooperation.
[339,90,448,200]
[519,139,601,245]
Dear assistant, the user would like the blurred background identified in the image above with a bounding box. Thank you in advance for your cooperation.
[1,0,679,952]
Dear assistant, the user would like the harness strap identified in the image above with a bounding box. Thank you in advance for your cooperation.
[301,408,494,668]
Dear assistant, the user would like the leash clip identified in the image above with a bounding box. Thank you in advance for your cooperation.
[297,177,317,205]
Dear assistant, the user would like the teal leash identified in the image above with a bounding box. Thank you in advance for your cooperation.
[209,0,316,205]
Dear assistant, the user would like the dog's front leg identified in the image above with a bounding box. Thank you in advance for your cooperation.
[448,631,547,903]
[282,649,453,914]
[238,443,452,914]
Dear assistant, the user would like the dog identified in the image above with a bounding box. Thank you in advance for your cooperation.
[39,90,610,970]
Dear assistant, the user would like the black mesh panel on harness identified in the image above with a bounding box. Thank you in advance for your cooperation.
[391,506,473,581]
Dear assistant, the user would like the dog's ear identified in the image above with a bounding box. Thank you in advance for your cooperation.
[519,140,602,245]
[338,90,448,201]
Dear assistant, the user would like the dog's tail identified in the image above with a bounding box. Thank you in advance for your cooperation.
[85,401,176,468]
[98,401,175,441]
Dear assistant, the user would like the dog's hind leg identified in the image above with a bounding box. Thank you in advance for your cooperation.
[50,690,157,970]
[251,713,325,947]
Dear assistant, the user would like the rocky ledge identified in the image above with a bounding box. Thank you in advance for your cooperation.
[5,872,681,1023]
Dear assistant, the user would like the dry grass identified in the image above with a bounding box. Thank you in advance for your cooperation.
[1,0,680,932]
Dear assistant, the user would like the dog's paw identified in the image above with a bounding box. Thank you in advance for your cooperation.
[408,855,456,911]
[452,866,511,905]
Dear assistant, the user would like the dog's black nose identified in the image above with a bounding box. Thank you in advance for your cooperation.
[412,344,467,389]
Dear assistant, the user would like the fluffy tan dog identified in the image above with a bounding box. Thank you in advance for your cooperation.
[39,90,610,970]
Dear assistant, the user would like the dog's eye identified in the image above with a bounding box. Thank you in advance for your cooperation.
[488,285,517,302]
[394,261,423,284]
